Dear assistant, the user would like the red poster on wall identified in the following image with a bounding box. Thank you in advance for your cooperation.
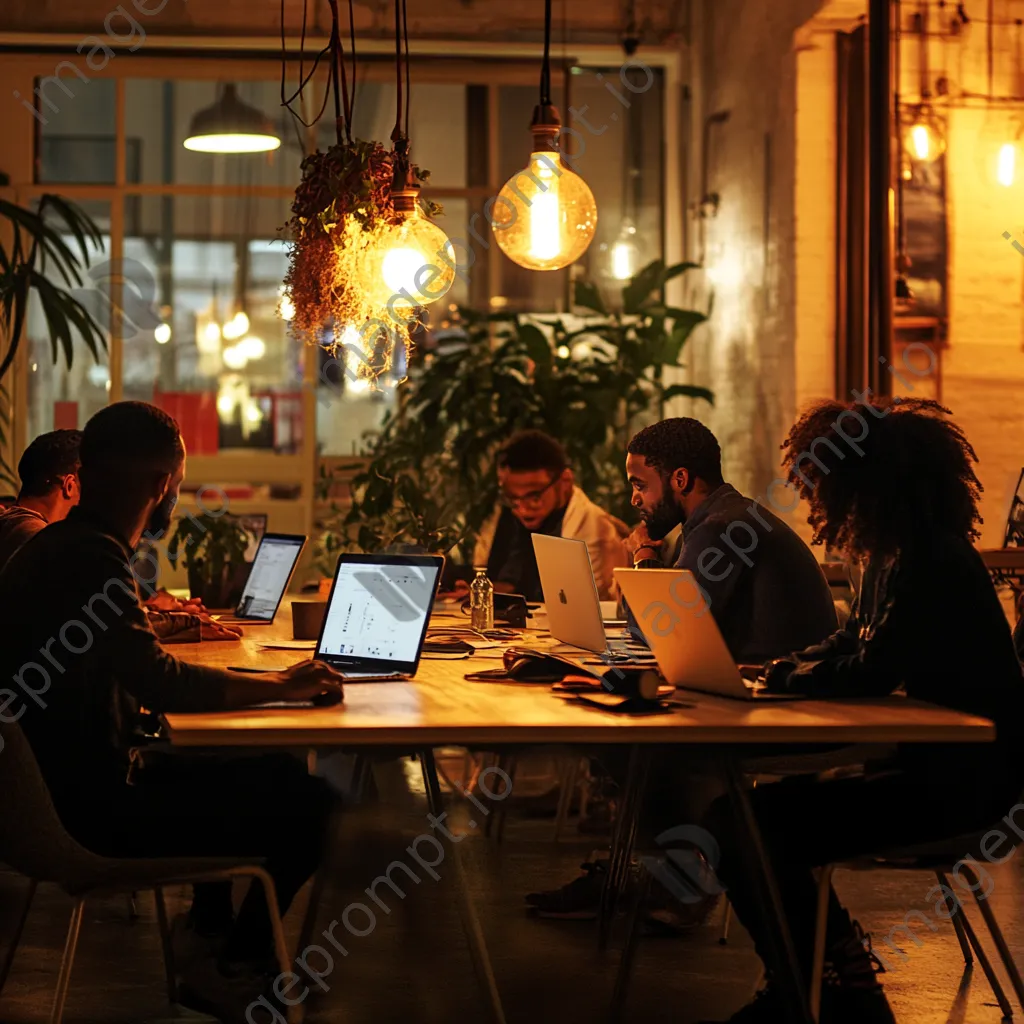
[151,391,219,454]
[53,401,78,430]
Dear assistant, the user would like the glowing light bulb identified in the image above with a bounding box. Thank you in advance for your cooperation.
[609,220,639,281]
[278,293,296,321]
[911,124,931,161]
[365,208,457,310]
[238,335,266,360]
[556,344,571,359]
[154,322,172,345]
[222,344,248,370]
[491,151,597,271]
[200,321,222,350]
[902,107,944,165]
[222,311,249,341]
[244,401,263,424]
[998,143,1017,187]
[216,392,235,416]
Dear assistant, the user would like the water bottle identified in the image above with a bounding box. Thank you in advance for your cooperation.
[470,567,495,631]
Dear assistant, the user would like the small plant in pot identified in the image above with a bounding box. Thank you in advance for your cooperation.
[166,513,251,609]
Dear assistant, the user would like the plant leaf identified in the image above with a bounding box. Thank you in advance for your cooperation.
[573,279,607,315]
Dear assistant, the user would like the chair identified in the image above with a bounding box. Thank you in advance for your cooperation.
[0,719,296,1024]
[808,834,1024,1022]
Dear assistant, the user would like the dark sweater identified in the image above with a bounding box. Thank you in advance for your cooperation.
[635,484,838,664]
[0,507,229,808]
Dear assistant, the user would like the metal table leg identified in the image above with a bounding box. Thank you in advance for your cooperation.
[420,749,508,1024]
[598,745,652,951]
[721,757,814,1024]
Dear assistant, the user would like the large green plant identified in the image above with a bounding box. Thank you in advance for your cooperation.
[166,512,251,607]
[0,180,107,487]
[316,260,713,568]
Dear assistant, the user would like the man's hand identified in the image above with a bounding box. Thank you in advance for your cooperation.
[437,579,471,601]
[626,522,663,562]
[146,589,209,614]
[157,614,243,643]
[274,660,345,705]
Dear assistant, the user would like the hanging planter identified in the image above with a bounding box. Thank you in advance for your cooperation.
[281,0,445,381]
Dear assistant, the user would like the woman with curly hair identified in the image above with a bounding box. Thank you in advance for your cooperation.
[703,398,1024,1024]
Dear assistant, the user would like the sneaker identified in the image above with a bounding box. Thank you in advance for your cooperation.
[525,860,608,919]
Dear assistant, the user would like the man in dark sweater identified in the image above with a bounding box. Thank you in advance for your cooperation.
[623,417,837,662]
[0,402,344,1019]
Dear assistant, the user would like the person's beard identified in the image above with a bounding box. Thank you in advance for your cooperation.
[146,489,178,539]
[642,492,684,541]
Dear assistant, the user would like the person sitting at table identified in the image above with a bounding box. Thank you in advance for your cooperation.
[526,417,839,921]
[700,398,1024,1024]
[0,401,345,1021]
[470,429,629,601]
[0,428,81,575]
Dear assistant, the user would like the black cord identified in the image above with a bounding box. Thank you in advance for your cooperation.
[540,0,553,106]
[280,0,331,134]
[347,0,358,129]
[392,0,403,142]
[402,0,411,140]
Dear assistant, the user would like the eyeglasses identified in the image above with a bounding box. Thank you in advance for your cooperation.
[499,474,562,510]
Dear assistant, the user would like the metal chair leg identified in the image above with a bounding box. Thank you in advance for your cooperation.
[936,872,1013,1020]
[248,868,298,1023]
[960,864,1024,1011]
[295,868,328,968]
[0,877,37,996]
[50,899,85,1024]
[609,868,652,1023]
[718,899,732,946]
[809,865,835,1023]
[153,886,178,1004]
[934,871,973,966]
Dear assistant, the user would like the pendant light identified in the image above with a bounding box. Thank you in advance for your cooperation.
[977,1,1024,188]
[363,0,456,311]
[184,83,282,154]
[490,0,598,271]
[901,2,945,164]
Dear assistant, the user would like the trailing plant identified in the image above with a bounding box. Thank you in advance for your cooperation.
[0,180,107,487]
[315,259,713,566]
[166,512,251,608]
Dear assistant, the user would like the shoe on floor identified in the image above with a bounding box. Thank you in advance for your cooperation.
[700,982,896,1024]
[524,859,608,920]
[179,957,286,1024]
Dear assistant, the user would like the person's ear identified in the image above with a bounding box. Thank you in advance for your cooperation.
[670,467,690,497]
[560,467,574,486]
[61,474,78,500]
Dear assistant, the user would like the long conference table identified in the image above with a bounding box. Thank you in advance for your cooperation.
[163,597,994,1024]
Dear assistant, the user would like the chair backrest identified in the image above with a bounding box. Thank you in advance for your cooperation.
[0,718,108,886]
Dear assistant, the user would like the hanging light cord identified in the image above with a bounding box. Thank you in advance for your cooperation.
[392,0,411,143]
[540,0,553,106]
[280,0,331,130]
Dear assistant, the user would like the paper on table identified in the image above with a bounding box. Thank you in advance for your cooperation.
[257,640,318,650]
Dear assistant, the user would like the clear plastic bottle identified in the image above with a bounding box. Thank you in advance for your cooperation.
[469,567,495,631]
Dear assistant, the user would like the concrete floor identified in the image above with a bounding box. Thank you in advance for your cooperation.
[2,779,1023,1024]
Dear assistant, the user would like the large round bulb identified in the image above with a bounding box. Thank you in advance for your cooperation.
[364,209,456,311]
[491,151,597,271]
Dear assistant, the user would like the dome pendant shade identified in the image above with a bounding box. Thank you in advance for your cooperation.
[183,84,282,154]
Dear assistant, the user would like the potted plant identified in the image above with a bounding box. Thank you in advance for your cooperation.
[166,512,251,609]
[0,177,107,486]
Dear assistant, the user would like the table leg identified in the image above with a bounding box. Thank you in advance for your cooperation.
[720,757,814,1024]
[598,745,652,951]
[420,749,508,1024]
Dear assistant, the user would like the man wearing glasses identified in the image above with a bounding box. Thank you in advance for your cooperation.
[0,429,82,575]
[472,430,629,601]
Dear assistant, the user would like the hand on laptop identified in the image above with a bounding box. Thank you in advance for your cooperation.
[276,659,345,705]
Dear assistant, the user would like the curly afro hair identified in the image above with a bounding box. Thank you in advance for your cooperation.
[781,398,982,557]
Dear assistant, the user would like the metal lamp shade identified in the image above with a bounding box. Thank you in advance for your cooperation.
[183,84,282,154]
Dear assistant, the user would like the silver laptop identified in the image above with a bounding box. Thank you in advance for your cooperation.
[533,535,649,657]
[216,533,306,623]
[613,568,792,700]
[314,553,443,680]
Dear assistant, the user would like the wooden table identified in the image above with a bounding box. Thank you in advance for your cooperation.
[163,598,994,1024]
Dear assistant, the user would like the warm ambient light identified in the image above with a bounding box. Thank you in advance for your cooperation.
[222,311,250,341]
[998,142,1017,187]
[610,220,639,281]
[183,84,281,155]
[237,335,266,361]
[365,206,456,310]
[492,150,597,271]
[278,293,296,321]
[902,105,945,165]
[222,345,248,370]
[154,323,172,345]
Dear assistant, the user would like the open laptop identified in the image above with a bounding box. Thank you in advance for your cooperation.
[216,533,306,624]
[614,568,793,701]
[314,553,443,680]
[533,535,650,657]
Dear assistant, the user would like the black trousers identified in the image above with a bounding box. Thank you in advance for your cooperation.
[59,752,338,961]
[703,745,1022,981]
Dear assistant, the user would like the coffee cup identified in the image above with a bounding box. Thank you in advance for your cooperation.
[292,599,327,640]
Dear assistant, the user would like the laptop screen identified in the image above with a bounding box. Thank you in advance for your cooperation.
[316,556,441,669]
[235,535,305,620]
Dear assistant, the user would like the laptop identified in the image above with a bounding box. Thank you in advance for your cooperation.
[613,568,793,701]
[533,535,650,657]
[314,553,443,680]
[216,533,306,624]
